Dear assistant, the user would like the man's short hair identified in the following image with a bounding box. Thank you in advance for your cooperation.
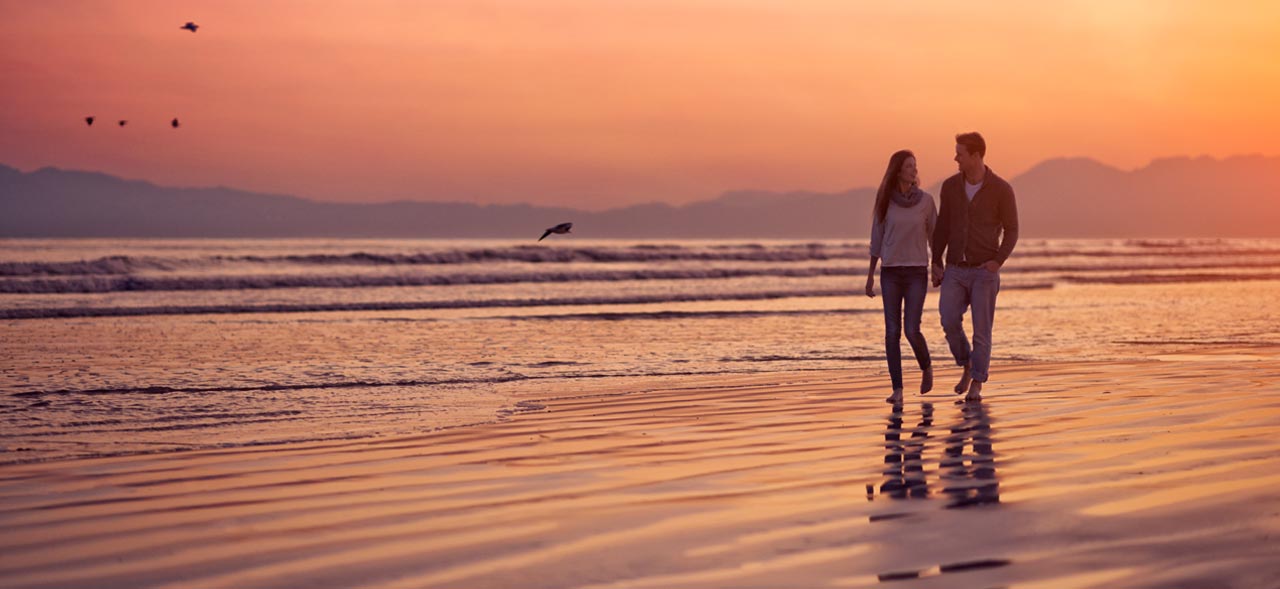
[956,132,986,158]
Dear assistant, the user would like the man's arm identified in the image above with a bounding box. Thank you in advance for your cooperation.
[996,185,1019,265]
[931,189,949,267]
[930,188,949,285]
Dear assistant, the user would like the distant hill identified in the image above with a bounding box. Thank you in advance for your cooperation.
[3,155,1278,238]
[1007,155,1280,237]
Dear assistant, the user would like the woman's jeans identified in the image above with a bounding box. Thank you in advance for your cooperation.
[880,266,931,389]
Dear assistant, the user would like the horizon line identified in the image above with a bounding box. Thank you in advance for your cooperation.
[5,151,1277,211]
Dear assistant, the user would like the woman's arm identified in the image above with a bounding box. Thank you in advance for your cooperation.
[867,215,884,297]
[866,255,878,297]
[926,195,938,281]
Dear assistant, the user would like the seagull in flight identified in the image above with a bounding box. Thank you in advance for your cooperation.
[538,222,573,242]
[171,118,180,129]
[85,116,95,126]
[180,22,199,33]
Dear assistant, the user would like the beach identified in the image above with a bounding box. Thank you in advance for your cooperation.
[7,2,1280,585]
[3,238,1280,587]
[3,347,1280,588]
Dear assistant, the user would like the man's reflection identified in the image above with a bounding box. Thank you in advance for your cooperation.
[940,401,999,508]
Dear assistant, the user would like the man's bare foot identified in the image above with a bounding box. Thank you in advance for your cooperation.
[920,367,933,395]
[955,380,983,404]
[886,388,904,404]
[953,364,972,394]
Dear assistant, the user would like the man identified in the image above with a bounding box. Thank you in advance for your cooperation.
[931,132,1018,403]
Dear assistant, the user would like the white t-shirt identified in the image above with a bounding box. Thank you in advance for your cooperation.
[965,180,983,202]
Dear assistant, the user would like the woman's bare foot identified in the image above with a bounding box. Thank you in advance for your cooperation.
[920,367,933,395]
[953,364,972,394]
[886,388,904,404]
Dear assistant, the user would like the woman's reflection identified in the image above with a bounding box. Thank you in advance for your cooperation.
[880,402,933,499]
[876,400,998,508]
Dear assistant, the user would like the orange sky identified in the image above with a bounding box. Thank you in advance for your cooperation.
[2,0,1279,209]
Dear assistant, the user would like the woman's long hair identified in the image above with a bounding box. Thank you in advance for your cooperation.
[873,150,916,224]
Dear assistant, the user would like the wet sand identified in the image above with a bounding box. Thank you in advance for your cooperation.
[2,348,1280,588]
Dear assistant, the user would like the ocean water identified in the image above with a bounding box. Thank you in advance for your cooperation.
[3,237,1279,463]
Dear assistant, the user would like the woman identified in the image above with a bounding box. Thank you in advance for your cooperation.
[865,150,936,404]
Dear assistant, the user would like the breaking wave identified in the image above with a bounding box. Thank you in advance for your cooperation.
[2,260,1277,294]
[0,284,1056,320]
[6,240,1280,277]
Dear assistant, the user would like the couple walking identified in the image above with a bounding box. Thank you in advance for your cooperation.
[865,132,1019,405]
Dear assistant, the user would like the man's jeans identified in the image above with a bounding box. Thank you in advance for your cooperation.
[880,266,931,390]
[939,265,1001,383]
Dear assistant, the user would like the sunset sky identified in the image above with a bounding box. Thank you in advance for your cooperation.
[2,0,1278,209]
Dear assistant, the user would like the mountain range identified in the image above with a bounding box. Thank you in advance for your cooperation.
[3,155,1278,238]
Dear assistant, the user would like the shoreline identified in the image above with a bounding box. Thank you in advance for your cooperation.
[1,341,1272,467]
[0,348,1186,467]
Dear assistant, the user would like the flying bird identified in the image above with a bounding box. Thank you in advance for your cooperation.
[118,120,127,127]
[85,116,95,126]
[538,222,573,242]
[171,118,180,128]
[180,22,199,32]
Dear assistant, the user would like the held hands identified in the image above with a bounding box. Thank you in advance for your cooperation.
[929,261,999,287]
[865,275,876,298]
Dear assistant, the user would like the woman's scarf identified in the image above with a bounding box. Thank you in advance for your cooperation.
[890,186,923,209]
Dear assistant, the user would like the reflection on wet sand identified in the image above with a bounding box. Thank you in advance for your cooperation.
[879,402,933,499]
[872,400,1007,582]
[941,401,999,509]
[874,400,999,508]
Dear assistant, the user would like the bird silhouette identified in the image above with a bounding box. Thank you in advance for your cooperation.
[538,222,573,242]
[118,120,127,127]
[85,116,95,126]
[180,22,199,33]
[171,118,180,129]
